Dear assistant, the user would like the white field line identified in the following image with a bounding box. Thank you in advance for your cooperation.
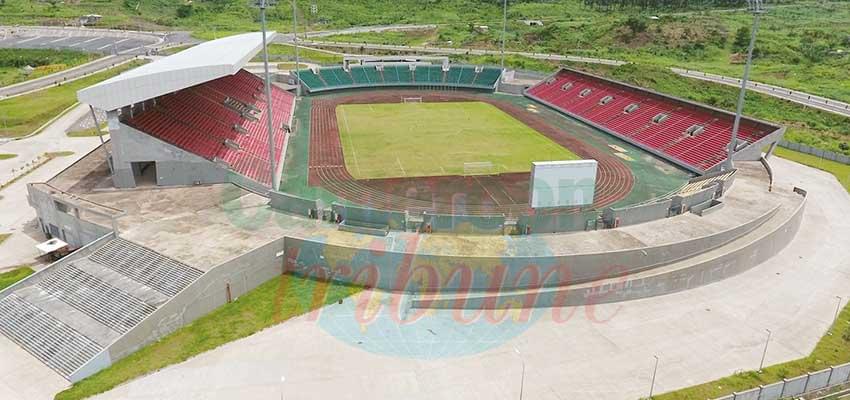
[395,156,407,177]
[338,107,362,177]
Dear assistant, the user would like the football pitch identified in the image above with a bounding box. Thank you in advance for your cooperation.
[336,101,579,179]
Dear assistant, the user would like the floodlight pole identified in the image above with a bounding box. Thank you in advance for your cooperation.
[259,0,279,191]
[727,0,763,170]
[500,0,508,71]
[292,0,302,97]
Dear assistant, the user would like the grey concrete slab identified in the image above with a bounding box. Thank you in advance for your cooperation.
[0,335,69,399]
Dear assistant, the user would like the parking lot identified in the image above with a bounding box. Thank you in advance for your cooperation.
[0,32,155,55]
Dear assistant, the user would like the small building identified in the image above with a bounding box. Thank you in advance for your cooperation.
[521,20,544,27]
[79,14,102,26]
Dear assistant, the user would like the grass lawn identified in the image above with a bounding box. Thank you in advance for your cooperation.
[0,49,97,87]
[262,44,343,65]
[336,102,579,179]
[774,147,850,192]
[0,60,144,139]
[0,266,35,291]
[55,274,361,400]
[0,153,17,160]
[67,123,108,138]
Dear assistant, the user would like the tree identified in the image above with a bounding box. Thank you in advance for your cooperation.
[176,3,194,18]
[625,16,647,35]
[732,26,750,52]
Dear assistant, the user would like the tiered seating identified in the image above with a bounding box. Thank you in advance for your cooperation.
[124,69,295,186]
[296,64,502,92]
[527,69,777,172]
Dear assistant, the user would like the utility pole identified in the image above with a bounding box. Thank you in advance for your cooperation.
[500,0,508,71]
[292,0,302,97]
[727,0,764,170]
[258,0,279,191]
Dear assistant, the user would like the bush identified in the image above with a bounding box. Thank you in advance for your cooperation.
[176,3,194,18]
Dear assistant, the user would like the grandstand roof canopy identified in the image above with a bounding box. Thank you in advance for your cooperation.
[78,31,276,111]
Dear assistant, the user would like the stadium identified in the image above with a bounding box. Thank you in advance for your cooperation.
[1,30,809,395]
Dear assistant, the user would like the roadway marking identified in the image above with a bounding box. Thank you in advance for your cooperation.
[114,38,130,45]
[80,37,100,44]
[97,43,113,50]
[48,37,69,44]
[16,36,41,44]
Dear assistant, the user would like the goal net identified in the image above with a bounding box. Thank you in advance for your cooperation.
[402,97,423,103]
[462,161,495,176]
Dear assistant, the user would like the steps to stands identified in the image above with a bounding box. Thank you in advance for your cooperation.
[0,237,205,380]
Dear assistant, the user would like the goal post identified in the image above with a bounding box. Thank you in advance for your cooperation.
[402,96,423,103]
[462,161,495,176]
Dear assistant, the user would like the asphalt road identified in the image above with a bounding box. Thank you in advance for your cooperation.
[671,68,850,119]
[0,27,196,99]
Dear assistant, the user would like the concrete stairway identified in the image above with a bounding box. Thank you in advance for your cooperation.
[0,237,204,379]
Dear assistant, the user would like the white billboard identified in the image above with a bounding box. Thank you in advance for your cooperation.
[529,160,598,208]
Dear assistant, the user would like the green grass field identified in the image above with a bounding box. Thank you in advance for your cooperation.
[336,102,579,179]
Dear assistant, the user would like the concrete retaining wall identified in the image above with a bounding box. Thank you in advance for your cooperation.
[516,210,598,233]
[603,199,673,228]
[412,195,803,308]
[332,203,406,230]
[421,212,506,235]
[285,203,780,293]
[269,190,320,217]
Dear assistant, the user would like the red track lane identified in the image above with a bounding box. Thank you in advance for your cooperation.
[308,90,634,216]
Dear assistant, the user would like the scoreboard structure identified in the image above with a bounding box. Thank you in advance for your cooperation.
[529,160,598,208]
